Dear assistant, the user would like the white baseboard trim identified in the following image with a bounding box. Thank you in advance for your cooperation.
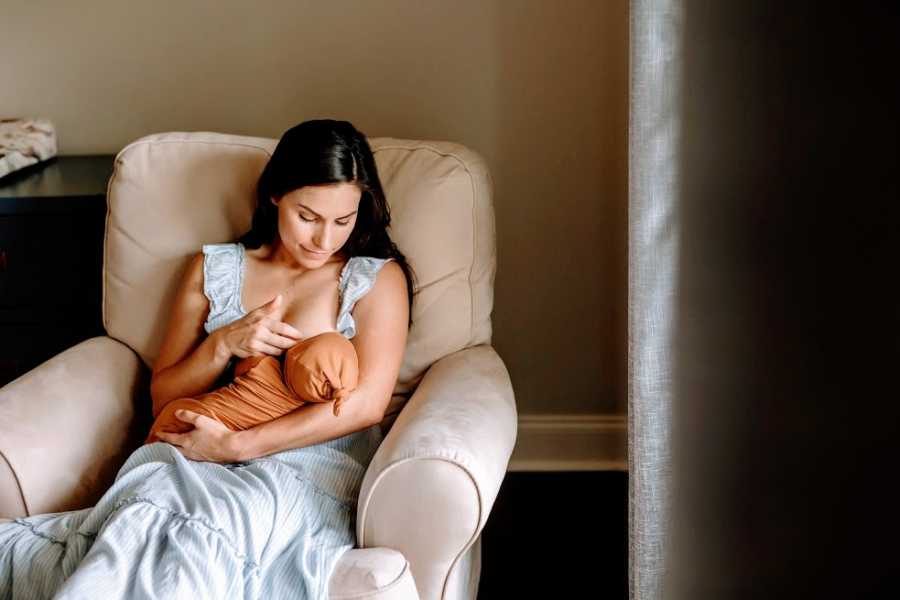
[508,413,627,472]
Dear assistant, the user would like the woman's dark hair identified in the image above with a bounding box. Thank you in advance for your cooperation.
[236,119,416,321]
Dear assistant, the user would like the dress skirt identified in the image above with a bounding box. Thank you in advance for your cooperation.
[0,425,383,600]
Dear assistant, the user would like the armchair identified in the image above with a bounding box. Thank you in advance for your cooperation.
[0,132,517,600]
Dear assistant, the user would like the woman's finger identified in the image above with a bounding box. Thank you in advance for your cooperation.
[155,430,183,447]
[247,340,282,356]
[267,320,303,340]
[262,329,301,349]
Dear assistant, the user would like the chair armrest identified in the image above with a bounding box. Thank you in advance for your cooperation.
[357,344,517,600]
[0,336,147,517]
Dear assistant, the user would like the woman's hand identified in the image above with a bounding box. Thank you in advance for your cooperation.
[216,294,303,360]
[155,410,244,463]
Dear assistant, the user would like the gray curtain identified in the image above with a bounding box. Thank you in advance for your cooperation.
[627,0,680,598]
[629,2,899,598]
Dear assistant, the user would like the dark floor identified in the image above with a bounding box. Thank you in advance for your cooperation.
[477,471,627,598]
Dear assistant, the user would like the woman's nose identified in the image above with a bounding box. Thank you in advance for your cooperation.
[313,225,332,250]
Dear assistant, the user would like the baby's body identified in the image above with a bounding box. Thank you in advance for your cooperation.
[145,331,358,444]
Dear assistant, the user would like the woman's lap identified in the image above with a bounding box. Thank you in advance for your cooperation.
[0,426,382,599]
[52,500,260,599]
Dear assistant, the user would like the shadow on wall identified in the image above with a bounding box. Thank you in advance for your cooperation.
[492,0,629,417]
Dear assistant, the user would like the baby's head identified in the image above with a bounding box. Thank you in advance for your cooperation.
[283,332,359,416]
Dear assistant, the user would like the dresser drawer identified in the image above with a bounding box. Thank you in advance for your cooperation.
[0,216,29,308]
[29,210,105,310]
[0,209,104,312]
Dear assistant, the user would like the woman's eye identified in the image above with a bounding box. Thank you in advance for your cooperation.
[299,213,349,226]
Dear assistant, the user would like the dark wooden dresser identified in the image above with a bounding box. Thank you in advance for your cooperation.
[0,155,114,387]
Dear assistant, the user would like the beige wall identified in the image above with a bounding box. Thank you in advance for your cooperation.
[1,0,628,417]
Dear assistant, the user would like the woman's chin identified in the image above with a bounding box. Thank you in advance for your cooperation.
[298,248,331,265]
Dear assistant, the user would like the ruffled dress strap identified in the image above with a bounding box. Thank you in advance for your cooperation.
[336,256,394,339]
[202,242,247,334]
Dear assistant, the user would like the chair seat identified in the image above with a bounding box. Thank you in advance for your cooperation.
[329,547,419,599]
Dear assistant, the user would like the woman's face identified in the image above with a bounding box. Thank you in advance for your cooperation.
[272,182,361,267]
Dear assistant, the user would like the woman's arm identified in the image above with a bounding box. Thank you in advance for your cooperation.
[150,253,232,418]
[233,260,410,460]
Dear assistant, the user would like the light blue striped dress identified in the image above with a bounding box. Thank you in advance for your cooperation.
[0,244,394,599]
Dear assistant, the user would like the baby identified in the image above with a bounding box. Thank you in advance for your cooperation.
[145,331,358,444]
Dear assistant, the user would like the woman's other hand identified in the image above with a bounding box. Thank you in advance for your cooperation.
[155,410,244,463]
[216,294,303,360]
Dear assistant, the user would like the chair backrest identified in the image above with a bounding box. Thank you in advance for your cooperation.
[103,131,496,418]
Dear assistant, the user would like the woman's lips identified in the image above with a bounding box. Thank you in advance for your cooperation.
[301,245,328,256]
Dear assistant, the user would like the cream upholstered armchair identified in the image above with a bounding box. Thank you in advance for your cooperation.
[0,132,517,600]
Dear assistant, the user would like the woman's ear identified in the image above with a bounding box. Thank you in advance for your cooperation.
[269,195,279,207]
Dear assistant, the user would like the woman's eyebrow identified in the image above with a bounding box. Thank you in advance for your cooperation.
[297,203,358,220]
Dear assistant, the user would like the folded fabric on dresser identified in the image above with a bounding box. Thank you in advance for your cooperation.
[0,118,57,179]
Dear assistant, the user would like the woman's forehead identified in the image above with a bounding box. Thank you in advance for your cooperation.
[285,183,360,209]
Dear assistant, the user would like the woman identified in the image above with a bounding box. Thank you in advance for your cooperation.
[0,119,414,599]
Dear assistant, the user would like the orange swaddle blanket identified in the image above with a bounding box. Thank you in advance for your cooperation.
[146,331,359,444]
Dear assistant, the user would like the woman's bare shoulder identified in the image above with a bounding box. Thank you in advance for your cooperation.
[182,251,207,301]
[152,251,209,375]
[377,259,405,285]
[354,260,408,320]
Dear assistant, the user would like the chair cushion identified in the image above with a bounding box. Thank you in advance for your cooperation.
[329,547,419,599]
[104,132,496,421]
